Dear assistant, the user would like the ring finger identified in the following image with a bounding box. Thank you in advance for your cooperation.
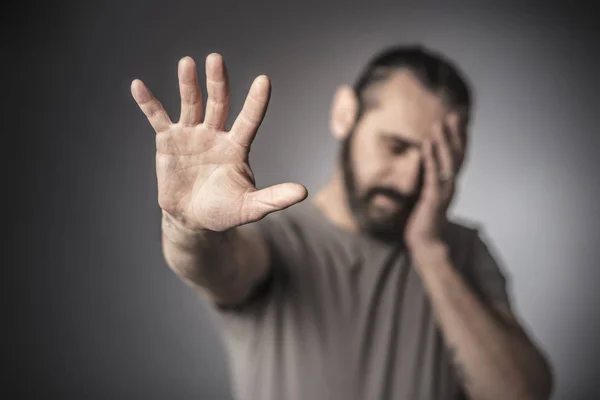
[203,53,231,131]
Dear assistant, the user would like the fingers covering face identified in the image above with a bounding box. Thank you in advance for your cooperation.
[432,122,454,180]
[445,113,464,158]
[428,113,467,180]
[421,140,440,202]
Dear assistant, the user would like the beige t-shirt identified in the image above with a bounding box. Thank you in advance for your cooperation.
[212,200,511,400]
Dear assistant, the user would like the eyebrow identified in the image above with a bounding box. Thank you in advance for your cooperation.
[379,132,422,148]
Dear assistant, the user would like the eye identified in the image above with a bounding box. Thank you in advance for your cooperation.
[379,132,415,155]
[389,141,409,155]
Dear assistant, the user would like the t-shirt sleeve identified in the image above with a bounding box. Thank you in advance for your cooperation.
[207,211,296,348]
[465,229,512,309]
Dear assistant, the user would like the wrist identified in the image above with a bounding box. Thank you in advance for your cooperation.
[161,211,232,249]
[408,240,450,269]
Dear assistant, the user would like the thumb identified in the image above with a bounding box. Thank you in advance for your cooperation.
[242,182,308,222]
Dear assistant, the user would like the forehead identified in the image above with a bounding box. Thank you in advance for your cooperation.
[361,70,449,139]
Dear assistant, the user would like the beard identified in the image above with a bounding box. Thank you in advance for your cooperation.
[339,129,423,244]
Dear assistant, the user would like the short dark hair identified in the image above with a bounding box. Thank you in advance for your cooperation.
[353,44,473,119]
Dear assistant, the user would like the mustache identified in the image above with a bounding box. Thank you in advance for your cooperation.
[363,187,419,206]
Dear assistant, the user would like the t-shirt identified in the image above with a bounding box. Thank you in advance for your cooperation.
[211,199,511,400]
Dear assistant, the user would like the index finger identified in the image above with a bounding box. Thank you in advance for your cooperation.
[445,112,466,154]
[229,75,271,147]
[421,139,440,203]
[131,79,172,133]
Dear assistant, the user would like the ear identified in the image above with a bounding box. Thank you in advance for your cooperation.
[330,85,358,140]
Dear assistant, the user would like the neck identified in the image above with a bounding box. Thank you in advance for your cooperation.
[312,167,359,234]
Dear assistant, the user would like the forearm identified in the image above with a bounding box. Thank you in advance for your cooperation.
[411,242,552,400]
[161,211,268,305]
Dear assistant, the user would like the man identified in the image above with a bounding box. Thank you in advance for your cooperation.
[131,45,553,400]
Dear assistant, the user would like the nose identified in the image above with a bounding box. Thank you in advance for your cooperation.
[391,149,423,194]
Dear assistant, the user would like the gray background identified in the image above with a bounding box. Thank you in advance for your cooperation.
[7,1,600,399]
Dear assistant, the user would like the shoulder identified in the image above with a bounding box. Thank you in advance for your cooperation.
[444,217,506,275]
[446,216,502,258]
[446,214,490,237]
[253,200,324,249]
[444,217,482,261]
[446,216,512,306]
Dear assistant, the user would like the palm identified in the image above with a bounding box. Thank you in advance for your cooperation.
[132,54,307,231]
[155,125,254,230]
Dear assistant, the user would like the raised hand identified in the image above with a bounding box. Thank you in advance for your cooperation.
[131,54,307,232]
